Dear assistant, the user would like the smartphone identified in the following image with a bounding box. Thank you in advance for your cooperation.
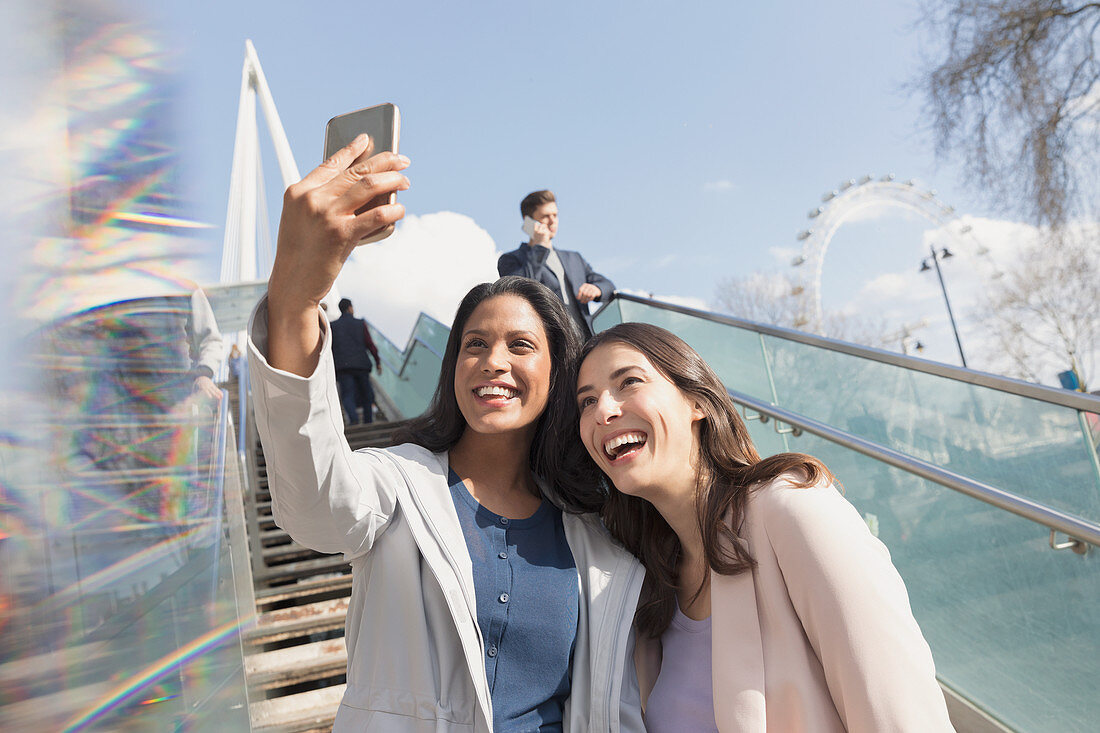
[522,216,540,238]
[324,103,401,243]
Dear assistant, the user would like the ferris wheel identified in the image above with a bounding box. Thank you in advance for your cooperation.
[791,174,997,333]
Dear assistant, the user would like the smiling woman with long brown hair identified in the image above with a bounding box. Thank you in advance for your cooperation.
[564,322,953,732]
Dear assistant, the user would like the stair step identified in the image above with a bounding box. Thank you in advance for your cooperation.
[255,575,353,606]
[249,684,344,732]
[344,418,411,441]
[246,637,347,690]
[261,527,291,544]
[246,597,349,646]
[346,436,405,450]
[255,555,350,585]
[343,426,399,441]
[262,542,327,565]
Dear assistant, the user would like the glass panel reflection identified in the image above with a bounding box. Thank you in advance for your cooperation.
[366,319,444,420]
[1,298,250,730]
[1,1,252,727]
[764,337,1100,523]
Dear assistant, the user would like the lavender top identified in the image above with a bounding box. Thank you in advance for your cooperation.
[644,604,719,733]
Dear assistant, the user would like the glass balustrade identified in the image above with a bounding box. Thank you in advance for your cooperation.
[595,297,1100,731]
[413,313,451,358]
[1,299,253,731]
[367,315,448,420]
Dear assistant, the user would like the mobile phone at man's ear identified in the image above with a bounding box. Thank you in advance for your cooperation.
[323,103,401,243]
[522,216,540,238]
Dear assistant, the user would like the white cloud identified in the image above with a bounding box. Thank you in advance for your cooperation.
[702,179,735,193]
[833,215,1044,323]
[858,272,913,300]
[335,211,500,345]
[921,215,1039,261]
[913,216,1040,315]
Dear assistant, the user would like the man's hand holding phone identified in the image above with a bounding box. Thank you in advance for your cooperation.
[522,215,552,246]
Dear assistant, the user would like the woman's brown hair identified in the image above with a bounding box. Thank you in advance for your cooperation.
[565,323,833,638]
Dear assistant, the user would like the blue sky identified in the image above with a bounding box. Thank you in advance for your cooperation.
[99,2,1044,370]
[166,1,984,274]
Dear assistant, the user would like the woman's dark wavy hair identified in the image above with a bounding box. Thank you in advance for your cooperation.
[393,277,586,508]
[562,322,833,638]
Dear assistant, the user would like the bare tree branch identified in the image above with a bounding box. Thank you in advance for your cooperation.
[918,0,1100,224]
[978,227,1099,388]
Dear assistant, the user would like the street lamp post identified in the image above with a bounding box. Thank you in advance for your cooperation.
[920,244,968,368]
[883,318,928,356]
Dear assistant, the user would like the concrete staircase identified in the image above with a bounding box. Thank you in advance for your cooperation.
[244,419,411,733]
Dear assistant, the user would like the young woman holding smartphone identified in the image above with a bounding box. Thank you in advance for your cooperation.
[250,135,645,732]
[565,322,955,732]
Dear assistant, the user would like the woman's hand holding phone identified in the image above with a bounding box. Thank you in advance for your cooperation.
[267,134,410,377]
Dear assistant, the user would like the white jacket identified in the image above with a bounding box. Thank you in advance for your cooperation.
[248,299,646,732]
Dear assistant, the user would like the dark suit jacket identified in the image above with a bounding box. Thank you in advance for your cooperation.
[497,243,614,338]
[330,313,379,373]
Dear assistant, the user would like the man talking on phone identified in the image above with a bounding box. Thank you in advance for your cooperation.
[497,189,614,339]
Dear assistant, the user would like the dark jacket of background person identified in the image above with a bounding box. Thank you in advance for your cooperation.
[497,243,614,339]
[330,312,380,372]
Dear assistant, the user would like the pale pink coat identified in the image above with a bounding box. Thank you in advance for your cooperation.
[635,476,955,732]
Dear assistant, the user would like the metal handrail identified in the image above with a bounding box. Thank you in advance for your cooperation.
[599,292,1100,413]
[364,322,403,374]
[208,388,231,599]
[237,358,250,459]
[727,387,1100,550]
[374,351,401,374]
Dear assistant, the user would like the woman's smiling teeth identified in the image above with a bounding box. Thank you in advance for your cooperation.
[603,432,647,460]
[475,385,518,399]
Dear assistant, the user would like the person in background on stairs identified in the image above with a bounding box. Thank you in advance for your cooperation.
[228,343,245,383]
[247,134,645,732]
[554,322,955,732]
[330,297,382,424]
